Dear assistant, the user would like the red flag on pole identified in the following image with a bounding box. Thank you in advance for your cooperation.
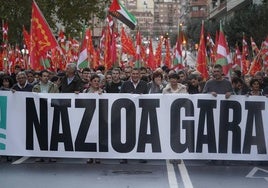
[135,30,141,68]
[30,1,58,70]
[241,33,249,75]
[260,36,268,67]
[2,21,8,42]
[154,38,162,68]
[232,43,242,69]
[164,39,172,68]
[120,27,135,56]
[147,38,155,70]
[196,21,208,80]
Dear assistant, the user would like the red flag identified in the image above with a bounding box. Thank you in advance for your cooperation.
[110,31,117,68]
[93,47,100,69]
[120,27,135,56]
[206,33,216,64]
[232,44,242,69]
[241,33,249,75]
[164,39,172,68]
[250,37,259,57]
[104,26,112,70]
[22,26,31,50]
[154,38,162,68]
[2,21,8,42]
[30,1,58,70]
[196,21,208,80]
[248,54,262,76]
[58,29,66,54]
[260,36,268,67]
[135,30,141,68]
[147,38,155,70]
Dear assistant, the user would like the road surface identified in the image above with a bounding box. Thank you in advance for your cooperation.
[0,157,268,188]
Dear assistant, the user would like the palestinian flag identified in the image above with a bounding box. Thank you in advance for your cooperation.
[109,0,137,30]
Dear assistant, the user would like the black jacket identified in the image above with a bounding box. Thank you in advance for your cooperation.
[120,80,149,94]
[60,74,83,93]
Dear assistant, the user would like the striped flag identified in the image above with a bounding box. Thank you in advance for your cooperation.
[215,21,231,75]
[77,28,90,69]
[109,0,137,30]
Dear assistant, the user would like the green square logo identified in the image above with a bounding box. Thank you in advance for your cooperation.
[0,96,7,150]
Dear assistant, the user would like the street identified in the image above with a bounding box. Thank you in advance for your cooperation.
[0,157,268,188]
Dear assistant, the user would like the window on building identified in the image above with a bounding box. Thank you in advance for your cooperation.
[212,0,217,8]
[192,6,199,11]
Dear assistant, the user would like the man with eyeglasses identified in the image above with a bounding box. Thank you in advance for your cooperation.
[202,64,233,99]
[11,71,33,92]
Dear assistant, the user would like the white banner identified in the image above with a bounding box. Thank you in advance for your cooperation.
[0,91,268,160]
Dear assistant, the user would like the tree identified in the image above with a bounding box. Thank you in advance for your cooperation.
[185,3,267,51]
[0,0,110,46]
[224,4,268,48]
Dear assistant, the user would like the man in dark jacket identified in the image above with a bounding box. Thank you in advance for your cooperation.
[106,68,123,93]
[120,67,149,94]
[119,67,148,164]
[11,71,33,92]
[60,63,82,93]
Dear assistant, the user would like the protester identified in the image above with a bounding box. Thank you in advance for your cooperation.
[231,77,249,95]
[187,74,201,94]
[247,78,263,96]
[10,65,22,84]
[50,76,61,87]
[120,67,148,164]
[120,67,149,94]
[26,70,38,86]
[60,63,82,93]
[147,71,165,93]
[122,66,132,81]
[11,71,33,92]
[83,74,103,94]
[163,73,188,94]
[32,70,59,93]
[253,71,265,90]
[0,75,14,91]
[83,74,103,164]
[140,66,150,83]
[105,68,123,93]
[178,70,188,85]
[105,70,112,84]
[202,64,232,99]
[80,67,91,91]
[32,69,59,162]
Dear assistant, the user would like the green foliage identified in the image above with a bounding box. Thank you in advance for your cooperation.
[0,0,110,46]
[185,3,267,49]
[224,4,268,48]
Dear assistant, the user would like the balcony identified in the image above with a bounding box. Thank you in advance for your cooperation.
[190,10,208,18]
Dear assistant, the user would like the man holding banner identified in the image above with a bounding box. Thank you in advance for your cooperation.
[203,64,233,98]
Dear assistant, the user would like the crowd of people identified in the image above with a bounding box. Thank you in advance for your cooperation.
[1,63,268,97]
[1,62,268,163]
